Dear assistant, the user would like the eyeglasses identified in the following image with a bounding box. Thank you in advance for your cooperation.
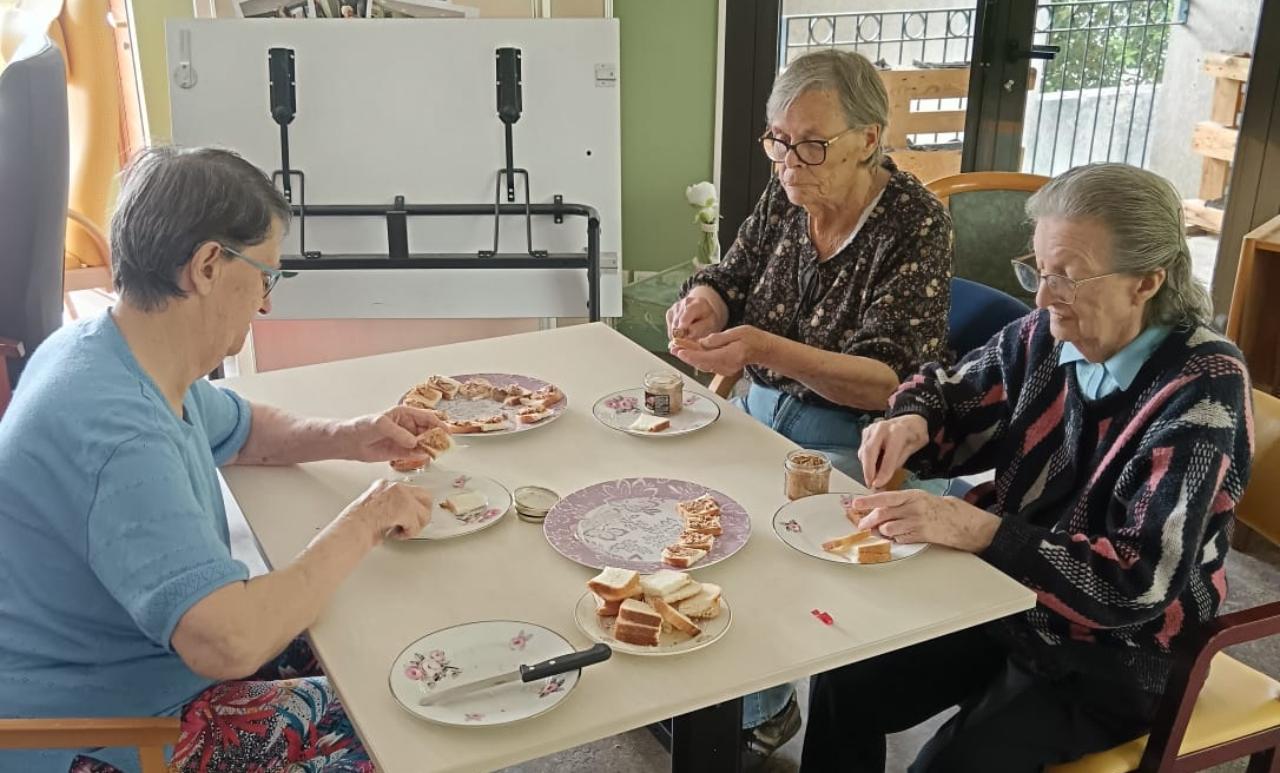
[219,244,295,297]
[760,127,859,166]
[1010,253,1120,305]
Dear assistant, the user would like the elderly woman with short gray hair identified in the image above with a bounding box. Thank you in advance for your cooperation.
[665,48,954,753]
[801,163,1254,771]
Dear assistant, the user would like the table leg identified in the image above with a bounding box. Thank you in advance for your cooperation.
[670,698,743,773]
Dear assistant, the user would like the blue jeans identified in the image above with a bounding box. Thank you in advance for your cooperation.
[735,383,948,729]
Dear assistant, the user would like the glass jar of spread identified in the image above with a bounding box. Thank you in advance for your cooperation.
[643,370,684,417]
[784,449,832,500]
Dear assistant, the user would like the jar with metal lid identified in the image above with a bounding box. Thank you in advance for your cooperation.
[784,449,831,500]
[514,486,560,524]
[643,370,684,417]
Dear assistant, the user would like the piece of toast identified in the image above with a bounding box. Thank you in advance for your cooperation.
[389,457,427,473]
[651,596,703,637]
[676,531,715,552]
[856,538,893,564]
[458,378,495,401]
[617,598,664,627]
[516,408,553,424]
[662,545,707,569]
[639,570,691,599]
[822,530,872,555]
[677,494,721,520]
[671,336,705,351]
[528,385,565,408]
[587,567,641,602]
[493,383,531,403]
[441,491,487,517]
[403,384,444,409]
[628,414,671,433]
[675,583,722,620]
[682,513,723,536]
[388,426,453,471]
[612,620,661,647]
[449,414,508,434]
[427,375,462,399]
[595,595,623,617]
[842,496,874,525]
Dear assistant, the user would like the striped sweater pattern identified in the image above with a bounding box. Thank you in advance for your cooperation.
[889,311,1253,692]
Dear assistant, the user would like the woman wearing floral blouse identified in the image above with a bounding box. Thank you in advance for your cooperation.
[666,48,954,757]
[669,49,953,482]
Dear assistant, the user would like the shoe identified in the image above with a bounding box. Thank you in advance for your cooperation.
[744,693,802,758]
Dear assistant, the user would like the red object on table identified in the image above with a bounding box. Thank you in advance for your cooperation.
[811,609,834,626]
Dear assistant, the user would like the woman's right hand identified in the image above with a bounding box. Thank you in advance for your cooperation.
[859,414,930,490]
[666,286,728,341]
[340,479,434,542]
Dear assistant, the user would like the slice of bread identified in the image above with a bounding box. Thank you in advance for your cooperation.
[843,497,873,525]
[517,409,553,425]
[441,491,487,516]
[494,383,531,403]
[677,531,715,551]
[856,538,893,564]
[427,375,462,399]
[617,598,663,627]
[822,530,871,555]
[404,384,444,409]
[587,568,641,602]
[613,620,661,647]
[628,414,671,433]
[529,386,565,407]
[458,378,495,401]
[682,513,723,536]
[675,583,722,620]
[389,457,427,473]
[595,595,622,617]
[661,545,707,569]
[419,426,453,457]
[639,570,692,599]
[677,494,721,520]
[651,596,702,637]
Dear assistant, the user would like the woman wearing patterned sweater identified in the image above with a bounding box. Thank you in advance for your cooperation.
[800,164,1253,772]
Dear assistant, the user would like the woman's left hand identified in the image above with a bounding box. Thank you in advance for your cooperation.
[851,489,1001,554]
[338,406,449,463]
[669,325,775,375]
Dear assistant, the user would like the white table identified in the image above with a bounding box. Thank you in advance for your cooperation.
[219,323,1034,772]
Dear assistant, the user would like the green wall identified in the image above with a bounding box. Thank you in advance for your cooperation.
[615,0,718,273]
[132,0,719,274]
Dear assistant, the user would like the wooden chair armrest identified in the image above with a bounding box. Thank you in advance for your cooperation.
[0,717,180,750]
[0,337,22,359]
[66,208,112,273]
[1138,599,1280,772]
[710,370,743,399]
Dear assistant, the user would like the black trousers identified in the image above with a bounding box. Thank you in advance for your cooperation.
[800,626,1161,772]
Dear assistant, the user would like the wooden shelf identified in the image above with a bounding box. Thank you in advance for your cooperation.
[1227,214,1280,394]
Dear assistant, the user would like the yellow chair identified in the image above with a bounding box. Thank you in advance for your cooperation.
[1050,389,1280,773]
[0,718,179,773]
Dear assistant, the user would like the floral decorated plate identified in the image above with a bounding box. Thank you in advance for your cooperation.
[397,465,511,540]
[402,373,567,437]
[573,591,733,657]
[591,388,720,438]
[773,493,929,565]
[388,621,580,727]
[543,478,751,572]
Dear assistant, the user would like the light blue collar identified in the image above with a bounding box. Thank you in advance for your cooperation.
[1059,326,1170,398]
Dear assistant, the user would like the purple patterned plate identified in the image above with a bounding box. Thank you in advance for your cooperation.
[403,373,567,437]
[543,478,752,572]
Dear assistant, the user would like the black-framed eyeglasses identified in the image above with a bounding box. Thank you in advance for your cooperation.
[219,244,296,297]
[760,126,858,166]
[1011,252,1120,305]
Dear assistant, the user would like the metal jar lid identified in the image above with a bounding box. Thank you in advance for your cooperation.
[514,485,559,523]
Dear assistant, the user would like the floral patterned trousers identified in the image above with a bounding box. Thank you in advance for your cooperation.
[70,638,374,773]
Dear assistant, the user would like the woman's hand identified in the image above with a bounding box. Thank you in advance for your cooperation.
[859,414,929,489]
[337,406,450,463]
[339,478,435,542]
[666,285,729,340]
[851,490,1000,554]
[669,325,776,376]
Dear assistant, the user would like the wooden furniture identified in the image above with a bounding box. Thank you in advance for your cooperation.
[220,322,1034,771]
[1183,53,1251,234]
[926,170,1051,202]
[1225,214,1280,394]
[1049,388,1280,773]
[882,67,1035,184]
[0,337,21,419]
[0,717,180,773]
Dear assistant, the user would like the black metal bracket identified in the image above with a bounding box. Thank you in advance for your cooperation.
[554,194,564,224]
[386,195,409,259]
[270,168,319,259]
[482,168,548,258]
[1008,42,1060,61]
